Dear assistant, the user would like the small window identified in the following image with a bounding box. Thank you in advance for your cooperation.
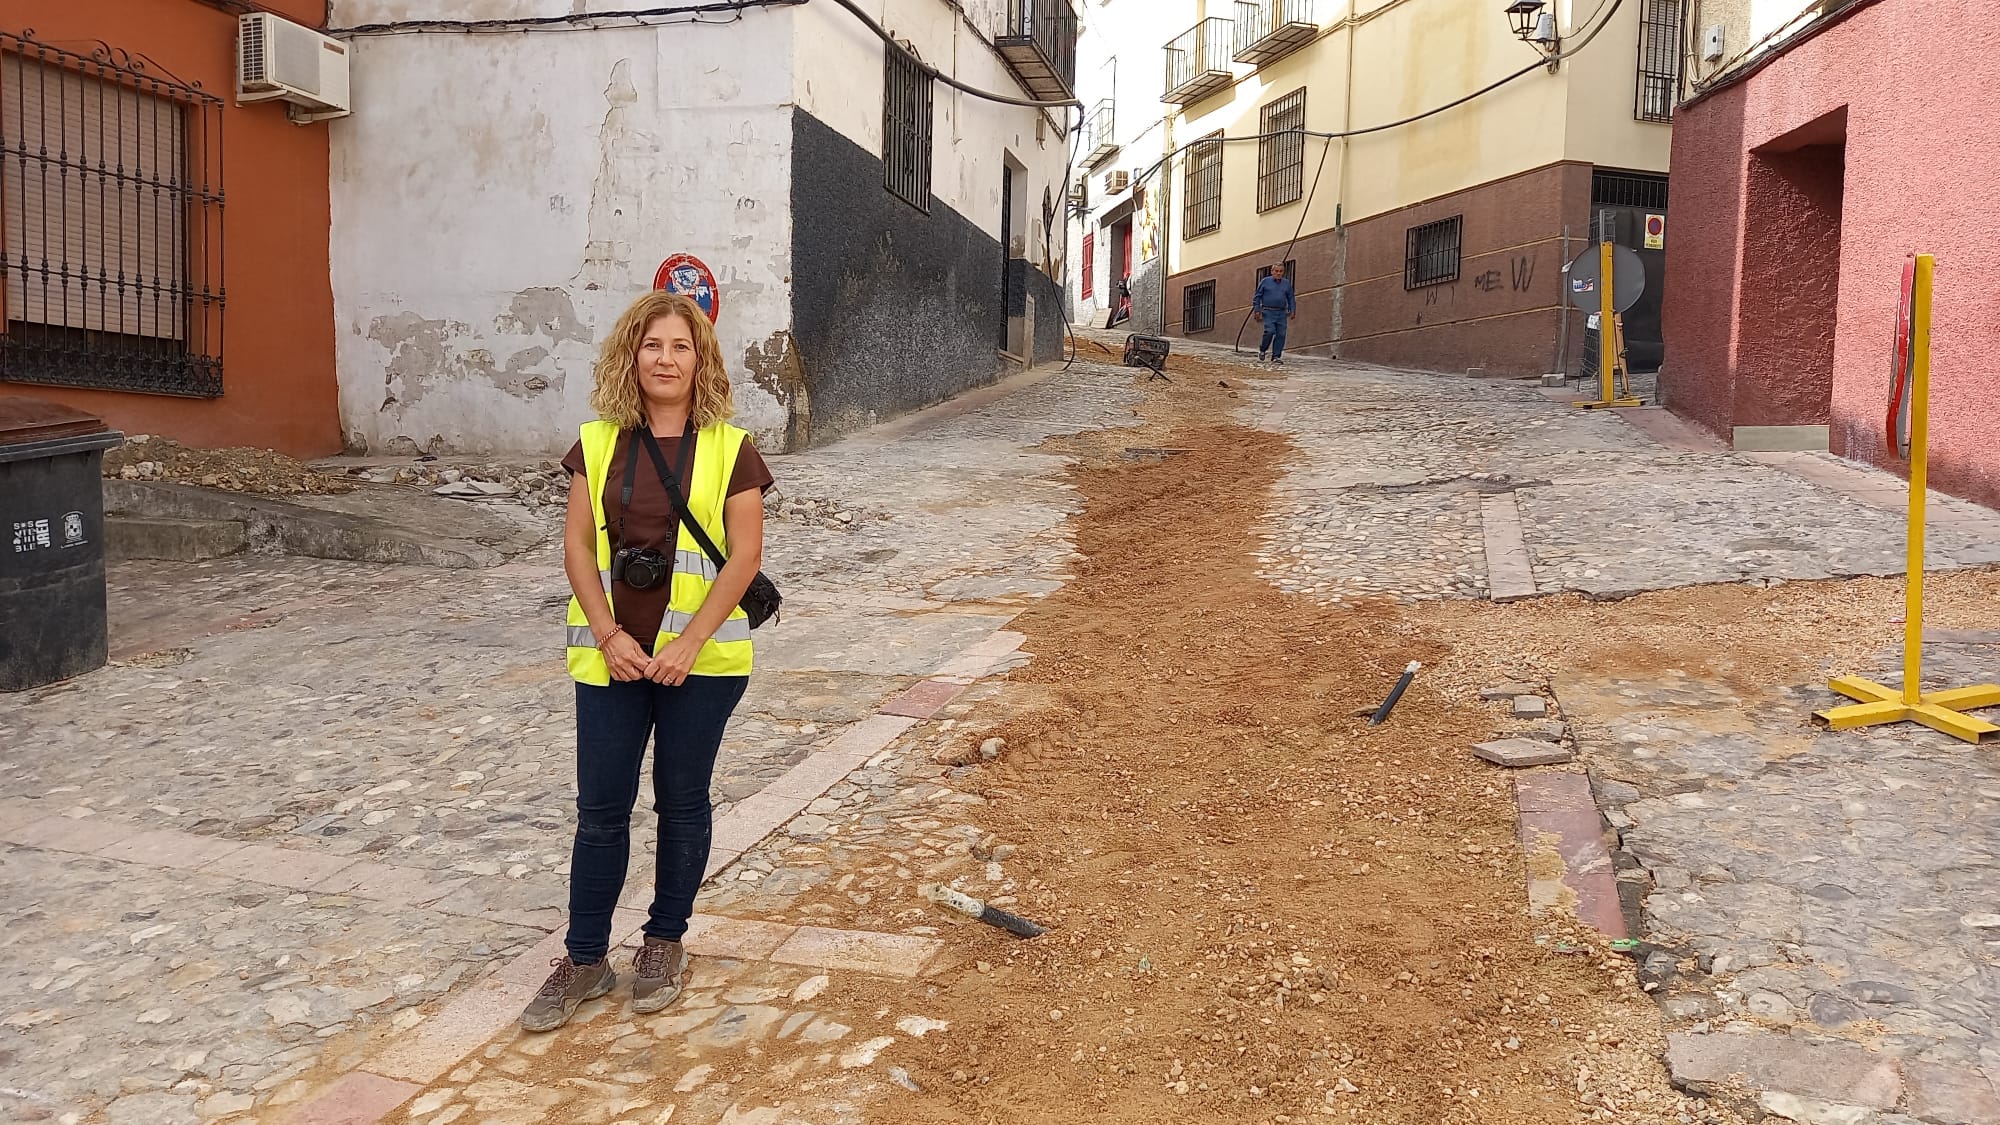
[882,42,933,210]
[1634,0,1680,122]
[1256,88,1306,213]
[1183,280,1216,333]
[1081,233,1095,298]
[1256,260,1298,285]
[1404,216,1462,289]
[1183,130,1223,238]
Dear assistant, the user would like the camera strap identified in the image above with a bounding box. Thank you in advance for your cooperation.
[614,421,693,553]
[637,422,730,573]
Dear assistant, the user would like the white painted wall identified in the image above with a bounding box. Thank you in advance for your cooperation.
[1066,0,1196,322]
[792,0,1072,274]
[329,2,794,455]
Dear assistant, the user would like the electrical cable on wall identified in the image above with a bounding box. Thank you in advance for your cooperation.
[1143,0,1625,349]
[332,0,1081,113]
[1133,0,1628,194]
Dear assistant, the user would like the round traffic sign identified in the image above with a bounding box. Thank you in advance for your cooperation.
[653,254,721,324]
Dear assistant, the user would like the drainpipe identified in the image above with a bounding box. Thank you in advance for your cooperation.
[1553,224,1570,375]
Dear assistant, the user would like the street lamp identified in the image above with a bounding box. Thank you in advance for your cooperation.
[1505,0,1559,63]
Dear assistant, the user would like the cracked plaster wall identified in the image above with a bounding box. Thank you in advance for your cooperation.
[329,2,793,455]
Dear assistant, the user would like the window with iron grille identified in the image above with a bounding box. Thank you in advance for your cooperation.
[1081,233,1095,299]
[1404,215,1462,289]
[1634,0,1680,122]
[1,32,226,397]
[1183,280,1216,333]
[1183,130,1223,238]
[1592,170,1669,210]
[882,42,933,211]
[1256,260,1298,288]
[1256,88,1306,213]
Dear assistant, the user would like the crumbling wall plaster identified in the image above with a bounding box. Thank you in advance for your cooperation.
[330,3,794,455]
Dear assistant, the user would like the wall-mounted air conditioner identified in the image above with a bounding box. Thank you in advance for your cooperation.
[1103,170,1130,194]
[238,13,351,122]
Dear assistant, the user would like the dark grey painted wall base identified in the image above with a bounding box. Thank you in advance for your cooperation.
[789,109,1062,447]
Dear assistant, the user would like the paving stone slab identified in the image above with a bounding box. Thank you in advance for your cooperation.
[1474,738,1574,768]
[1666,1030,1903,1109]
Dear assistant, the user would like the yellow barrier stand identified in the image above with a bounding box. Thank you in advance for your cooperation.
[1574,239,1643,410]
[1814,254,2000,743]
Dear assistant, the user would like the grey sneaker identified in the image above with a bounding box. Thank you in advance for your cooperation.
[519,957,614,1032]
[631,936,689,1014]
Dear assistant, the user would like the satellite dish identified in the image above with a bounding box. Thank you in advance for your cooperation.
[1565,244,1647,313]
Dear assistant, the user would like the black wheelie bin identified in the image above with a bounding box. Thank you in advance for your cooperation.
[0,396,123,691]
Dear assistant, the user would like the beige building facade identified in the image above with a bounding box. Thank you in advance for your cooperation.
[1154,0,1676,376]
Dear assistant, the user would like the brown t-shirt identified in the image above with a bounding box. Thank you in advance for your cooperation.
[561,430,774,647]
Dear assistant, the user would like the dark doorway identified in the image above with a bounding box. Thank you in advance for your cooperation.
[1590,170,1669,371]
[1109,220,1133,325]
[999,162,1014,351]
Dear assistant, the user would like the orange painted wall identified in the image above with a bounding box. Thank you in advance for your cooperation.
[0,0,337,458]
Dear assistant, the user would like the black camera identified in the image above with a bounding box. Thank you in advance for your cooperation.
[611,546,671,590]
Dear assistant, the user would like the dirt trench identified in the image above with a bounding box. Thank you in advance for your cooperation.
[748,355,1745,1125]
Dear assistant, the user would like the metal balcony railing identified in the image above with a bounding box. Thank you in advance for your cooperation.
[1233,0,1318,66]
[996,0,1078,101]
[1083,99,1118,166]
[1164,17,1234,105]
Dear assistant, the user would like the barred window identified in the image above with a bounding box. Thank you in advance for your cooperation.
[1183,280,1216,333]
[1,33,225,397]
[1635,0,1680,122]
[1256,88,1306,213]
[882,42,933,210]
[1182,130,1223,238]
[1404,215,1462,289]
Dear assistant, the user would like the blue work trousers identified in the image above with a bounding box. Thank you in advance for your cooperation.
[1259,313,1290,360]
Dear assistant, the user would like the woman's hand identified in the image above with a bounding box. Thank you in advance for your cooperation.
[646,634,703,687]
[601,631,652,682]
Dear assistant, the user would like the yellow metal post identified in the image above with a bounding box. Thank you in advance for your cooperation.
[1815,254,2000,744]
[1573,237,1643,409]
[1904,255,1932,705]
[1599,239,1616,404]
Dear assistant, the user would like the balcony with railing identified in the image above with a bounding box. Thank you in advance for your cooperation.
[1082,99,1118,167]
[995,0,1078,101]
[1164,17,1234,105]
[1233,0,1317,66]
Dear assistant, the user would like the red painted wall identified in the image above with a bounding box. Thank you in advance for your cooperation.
[1661,0,2000,508]
[0,0,337,458]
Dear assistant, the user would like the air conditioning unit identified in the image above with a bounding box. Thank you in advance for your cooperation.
[1103,170,1130,194]
[238,13,351,122]
[1068,177,1088,205]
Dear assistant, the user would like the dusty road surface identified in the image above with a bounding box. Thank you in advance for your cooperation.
[360,347,2000,1125]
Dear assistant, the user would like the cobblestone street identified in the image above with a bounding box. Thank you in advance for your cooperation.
[8,341,2000,1124]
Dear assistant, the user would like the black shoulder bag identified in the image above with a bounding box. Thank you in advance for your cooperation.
[636,425,782,629]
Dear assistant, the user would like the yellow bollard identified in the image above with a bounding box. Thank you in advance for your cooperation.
[1814,254,2000,743]
[1573,238,1642,410]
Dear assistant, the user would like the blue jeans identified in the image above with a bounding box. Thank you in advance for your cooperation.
[1259,313,1289,360]
[566,674,748,963]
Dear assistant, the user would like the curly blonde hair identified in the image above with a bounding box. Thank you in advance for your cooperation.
[588,291,736,430]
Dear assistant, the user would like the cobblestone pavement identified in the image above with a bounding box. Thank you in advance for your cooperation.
[1555,636,2000,1125]
[0,364,1137,1124]
[8,338,2000,1125]
[1217,344,2000,606]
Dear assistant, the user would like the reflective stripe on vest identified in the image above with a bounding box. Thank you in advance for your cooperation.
[564,419,753,684]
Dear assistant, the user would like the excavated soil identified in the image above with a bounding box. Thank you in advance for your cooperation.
[516,348,2000,1123]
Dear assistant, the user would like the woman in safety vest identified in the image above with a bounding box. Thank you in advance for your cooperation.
[521,291,774,1033]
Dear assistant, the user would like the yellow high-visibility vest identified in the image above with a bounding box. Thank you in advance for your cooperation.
[565,419,754,684]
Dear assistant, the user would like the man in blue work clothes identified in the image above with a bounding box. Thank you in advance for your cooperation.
[1253,262,1296,366]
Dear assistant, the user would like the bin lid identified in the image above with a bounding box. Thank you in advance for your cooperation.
[0,396,111,448]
